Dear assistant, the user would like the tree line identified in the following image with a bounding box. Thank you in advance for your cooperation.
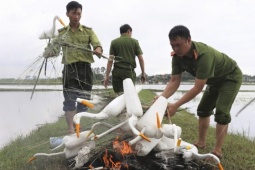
[0,66,254,85]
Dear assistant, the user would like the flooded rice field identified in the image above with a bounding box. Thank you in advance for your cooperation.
[0,84,254,148]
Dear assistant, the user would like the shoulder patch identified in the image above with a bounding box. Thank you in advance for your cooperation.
[82,25,92,30]
[58,27,67,33]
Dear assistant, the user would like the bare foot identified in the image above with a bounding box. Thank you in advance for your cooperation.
[211,150,222,159]
[193,142,207,149]
[211,148,222,159]
[68,128,75,135]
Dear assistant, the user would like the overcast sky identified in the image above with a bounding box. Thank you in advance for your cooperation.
[0,0,254,78]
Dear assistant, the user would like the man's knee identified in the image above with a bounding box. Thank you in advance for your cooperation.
[197,110,214,117]
[63,101,76,112]
[112,82,123,94]
[214,113,231,125]
[63,95,76,112]
[76,104,88,113]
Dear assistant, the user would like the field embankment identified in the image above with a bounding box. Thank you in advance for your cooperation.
[0,89,254,170]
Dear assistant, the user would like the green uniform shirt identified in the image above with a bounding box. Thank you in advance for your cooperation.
[56,24,102,64]
[172,41,237,85]
[110,34,143,69]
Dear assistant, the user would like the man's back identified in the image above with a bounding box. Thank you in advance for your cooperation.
[110,34,143,69]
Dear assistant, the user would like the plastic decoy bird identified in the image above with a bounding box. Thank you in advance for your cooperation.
[39,15,65,39]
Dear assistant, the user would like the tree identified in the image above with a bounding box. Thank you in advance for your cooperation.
[100,67,106,74]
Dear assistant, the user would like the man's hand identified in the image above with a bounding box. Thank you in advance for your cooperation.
[153,95,159,102]
[93,47,103,57]
[42,43,59,58]
[43,47,56,58]
[141,73,146,83]
[166,103,178,117]
[103,78,109,88]
[108,55,115,61]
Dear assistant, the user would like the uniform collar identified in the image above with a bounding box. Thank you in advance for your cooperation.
[67,24,83,31]
[120,33,130,38]
[171,43,198,60]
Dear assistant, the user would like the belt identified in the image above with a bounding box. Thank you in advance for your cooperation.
[114,64,134,70]
[66,62,91,66]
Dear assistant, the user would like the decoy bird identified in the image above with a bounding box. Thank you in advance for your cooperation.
[39,15,65,39]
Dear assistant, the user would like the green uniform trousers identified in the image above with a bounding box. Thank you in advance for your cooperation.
[197,66,243,124]
[112,67,136,94]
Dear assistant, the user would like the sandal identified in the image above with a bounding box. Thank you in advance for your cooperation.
[211,151,222,159]
[193,143,207,149]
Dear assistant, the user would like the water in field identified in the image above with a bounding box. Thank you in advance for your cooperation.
[0,91,64,148]
[163,91,255,138]
[0,84,254,148]
[151,84,255,139]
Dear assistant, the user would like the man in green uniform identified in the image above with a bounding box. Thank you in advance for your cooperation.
[43,1,103,134]
[158,25,242,158]
[103,24,146,94]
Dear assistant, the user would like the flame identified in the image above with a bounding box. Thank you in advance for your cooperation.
[113,137,134,155]
[103,149,122,169]
[101,137,133,169]
[88,164,93,169]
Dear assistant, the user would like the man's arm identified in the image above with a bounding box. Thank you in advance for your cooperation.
[42,38,61,58]
[161,74,182,98]
[90,29,103,58]
[93,46,103,57]
[167,78,206,116]
[137,54,146,83]
[103,59,113,88]
[174,78,206,107]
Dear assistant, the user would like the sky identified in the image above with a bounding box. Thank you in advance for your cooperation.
[0,0,254,78]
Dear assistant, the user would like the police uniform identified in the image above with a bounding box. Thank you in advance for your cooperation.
[55,25,102,113]
[171,41,243,124]
[110,34,143,93]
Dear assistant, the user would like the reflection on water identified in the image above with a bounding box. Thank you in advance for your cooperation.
[143,84,255,91]
[0,84,254,148]
[145,84,255,140]
[0,85,106,90]
[155,88,255,140]
[0,91,64,148]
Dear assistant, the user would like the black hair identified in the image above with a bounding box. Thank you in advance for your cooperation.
[66,1,82,12]
[120,24,132,34]
[168,25,191,40]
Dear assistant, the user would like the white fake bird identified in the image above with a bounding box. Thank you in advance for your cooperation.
[27,131,95,164]
[39,15,66,39]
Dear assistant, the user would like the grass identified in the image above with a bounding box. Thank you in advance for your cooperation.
[0,89,255,170]
[169,111,255,169]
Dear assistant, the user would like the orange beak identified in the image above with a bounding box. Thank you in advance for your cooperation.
[27,156,36,163]
[76,124,80,138]
[80,99,94,108]
[156,112,161,128]
[86,130,94,138]
[177,138,182,146]
[217,163,224,170]
[57,18,66,27]
[140,133,151,142]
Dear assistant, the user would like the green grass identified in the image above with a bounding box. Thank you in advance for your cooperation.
[0,89,255,170]
[168,111,255,169]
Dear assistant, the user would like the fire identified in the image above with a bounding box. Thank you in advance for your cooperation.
[102,136,134,169]
[112,136,134,155]
[103,149,121,169]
